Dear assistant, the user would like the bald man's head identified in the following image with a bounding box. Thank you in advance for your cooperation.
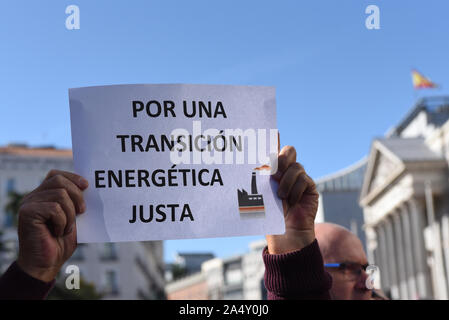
[315,222,371,300]
[315,223,365,263]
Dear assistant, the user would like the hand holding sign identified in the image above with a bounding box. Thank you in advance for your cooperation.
[16,170,88,282]
[266,146,319,254]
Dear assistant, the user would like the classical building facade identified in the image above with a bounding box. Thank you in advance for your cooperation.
[0,145,165,299]
[360,97,449,300]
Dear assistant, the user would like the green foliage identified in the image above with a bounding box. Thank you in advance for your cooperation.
[47,277,104,300]
[1,191,26,254]
[5,191,26,227]
[0,191,26,255]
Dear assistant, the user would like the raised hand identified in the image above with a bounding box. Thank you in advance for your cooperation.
[16,170,88,282]
[267,146,319,254]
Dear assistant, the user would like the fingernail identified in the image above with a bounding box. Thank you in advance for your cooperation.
[80,202,86,213]
[67,224,74,234]
[79,178,89,189]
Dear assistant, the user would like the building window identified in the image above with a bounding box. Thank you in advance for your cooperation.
[100,243,118,260]
[225,268,243,285]
[103,270,119,295]
[6,178,15,194]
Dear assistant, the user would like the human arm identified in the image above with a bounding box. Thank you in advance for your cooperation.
[0,170,88,299]
[264,146,332,299]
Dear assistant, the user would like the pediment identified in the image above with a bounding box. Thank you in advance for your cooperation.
[369,152,399,192]
[360,140,405,205]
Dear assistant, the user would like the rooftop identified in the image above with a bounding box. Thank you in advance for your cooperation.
[316,157,368,192]
[175,253,215,258]
[376,137,444,162]
[389,96,449,137]
[0,144,72,158]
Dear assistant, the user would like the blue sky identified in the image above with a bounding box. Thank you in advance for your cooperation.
[1,0,448,262]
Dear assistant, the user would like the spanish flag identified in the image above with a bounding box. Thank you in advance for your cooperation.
[412,69,438,89]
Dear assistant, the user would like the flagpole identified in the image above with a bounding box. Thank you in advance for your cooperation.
[411,68,418,103]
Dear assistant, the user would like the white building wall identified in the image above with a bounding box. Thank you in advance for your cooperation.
[400,111,434,139]
[202,258,224,299]
[242,239,266,300]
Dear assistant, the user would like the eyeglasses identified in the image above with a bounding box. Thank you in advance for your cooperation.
[324,262,371,281]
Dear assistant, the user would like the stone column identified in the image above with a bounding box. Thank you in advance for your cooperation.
[377,223,390,293]
[409,198,432,299]
[385,217,400,299]
[442,214,449,296]
[365,226,376,268]
[365,225,382,290]
[400,203,418,299]
[424,182,448,300]
[393,211,408,299]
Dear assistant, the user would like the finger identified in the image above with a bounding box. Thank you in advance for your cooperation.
[273,146,297,181]
[277,162,305,199]
[288,173,309,206]
[303,173,318,195]
[290,174,318,205]
[62,224,78,261]
[25,189,76,235]
[44,202,68,238]
[20,202,67,237]
[35,174,86,214]
[44,170,89,190]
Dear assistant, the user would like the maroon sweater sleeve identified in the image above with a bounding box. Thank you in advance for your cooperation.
[0,261,55,300]
[263,239,332,300]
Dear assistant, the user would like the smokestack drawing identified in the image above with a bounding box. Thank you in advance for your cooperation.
[251,172,258,194]
[237,171,265,217]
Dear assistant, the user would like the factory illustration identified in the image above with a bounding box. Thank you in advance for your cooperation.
[237,171,266,217]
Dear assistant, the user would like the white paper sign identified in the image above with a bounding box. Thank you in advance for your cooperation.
[69,84,285,243]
